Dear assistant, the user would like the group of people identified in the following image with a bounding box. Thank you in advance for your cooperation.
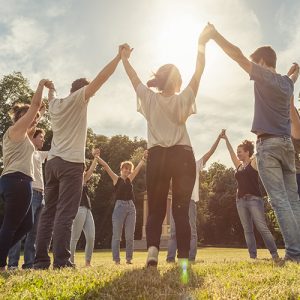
[0,22,300,271]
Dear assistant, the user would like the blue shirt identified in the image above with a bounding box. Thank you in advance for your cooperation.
[250,63,294,136]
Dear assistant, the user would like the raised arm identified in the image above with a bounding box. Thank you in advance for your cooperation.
[83,148,100,184]
[287,63,299,84]
[96,155,118,185]
[47,81,56,102]
[201,130,223,165]
[9,79,50,142]
[187,26,209,96]
[220,131,241,168]
[209,23,252,74]
[128,150,148,182]
[290,95,300,139]
[121,45,142,91]
[85,45,124,100]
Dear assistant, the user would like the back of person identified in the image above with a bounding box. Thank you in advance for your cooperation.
[251,64,293,136]
[48,87,89,163]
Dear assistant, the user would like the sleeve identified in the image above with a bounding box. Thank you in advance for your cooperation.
[136,83,155,119]
[250,63,294,96]
[177,86,196,123]
[39,151,48,162]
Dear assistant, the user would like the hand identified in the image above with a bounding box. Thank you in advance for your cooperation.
[120,43,133,60]
[287,63,299,77]
[45,80,56,91]
[92,148,100,158]
[219,129,227,139]
[143,150,148,160]
[198,22,217,45]
[38,79,49,87]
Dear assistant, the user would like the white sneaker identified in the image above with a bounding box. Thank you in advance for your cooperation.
[146,246,158,267]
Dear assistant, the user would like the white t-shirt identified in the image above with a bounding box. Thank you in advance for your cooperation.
[48,87,89,163]
[32,151,48,191]
[191,158,205,202]
[136,83,196,148]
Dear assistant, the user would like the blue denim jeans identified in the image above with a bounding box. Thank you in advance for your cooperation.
[8,189,44,268]
[111,200,136,262]
[236,195,278,258]
[256,136,300,260]
[70,206,95,264]
[167,200,197,261]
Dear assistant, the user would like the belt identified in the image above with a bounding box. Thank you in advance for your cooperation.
[257,133,281,142]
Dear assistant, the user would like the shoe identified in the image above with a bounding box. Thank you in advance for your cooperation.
[284,254,300,264]
[115,261,120,265]
[53,261,76,269]
[126,260,132,264]
[166,259,175,263]
[147,246,158,267]
[272,255,285,267]
[33,262,50,270]
[7,266,18,271]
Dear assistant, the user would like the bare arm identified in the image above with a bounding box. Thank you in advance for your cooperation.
[290,96,300,139]
[201,131,222,165]
[287,63,299,84]
[187,27,208,96]
[128,150,148,182]
[83,157,98,184]
[9,79,49,142]
[209,24,252,74]
[85,51,121,100]
[221,133,241,168]
[96,156,118,185]
[121,45,142,91]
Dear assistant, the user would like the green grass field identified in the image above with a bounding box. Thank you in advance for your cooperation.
[0,247,299,299]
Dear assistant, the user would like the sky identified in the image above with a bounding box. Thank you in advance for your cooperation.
[0,0,299,168]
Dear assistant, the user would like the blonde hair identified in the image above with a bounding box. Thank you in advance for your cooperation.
[120,161,134,171]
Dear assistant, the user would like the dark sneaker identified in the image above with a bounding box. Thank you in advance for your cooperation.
[33,262,50,270]
[146,246,158,267]
[284,254,300,264]
[126,260,132,265]
[53,261,76,270]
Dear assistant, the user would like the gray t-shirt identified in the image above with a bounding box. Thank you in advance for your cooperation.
[250,63,294,136]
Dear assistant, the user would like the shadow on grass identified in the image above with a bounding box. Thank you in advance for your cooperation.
[81,265,204,300]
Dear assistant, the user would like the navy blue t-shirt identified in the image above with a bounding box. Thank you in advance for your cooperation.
[250,63,294,136]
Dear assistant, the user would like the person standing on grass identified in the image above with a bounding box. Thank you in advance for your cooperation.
[70,148,100,267]
[34,45,128,270]
[290,95,300,197]
[7,128,48,269]
[121,25,210,267]
[166,130,224,263]
[220,131,279,260]
[0,79,51,271]
[97,151,147,265]
[207,23,300,263]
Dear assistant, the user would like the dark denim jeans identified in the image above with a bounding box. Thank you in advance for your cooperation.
[34,157,84,268]
[0,172,33,267]
[8,189,44,269]
[146,145,196,258]
[256,136,300,260]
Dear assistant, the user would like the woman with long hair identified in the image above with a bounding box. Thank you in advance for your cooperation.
[221,131,279,260]
[121,25,210,266]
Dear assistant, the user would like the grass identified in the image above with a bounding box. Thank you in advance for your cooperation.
[0,248,299,299]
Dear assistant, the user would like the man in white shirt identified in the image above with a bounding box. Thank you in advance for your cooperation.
[166,131,224,262]
[34,46,126,269]
[8,128,47,269]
